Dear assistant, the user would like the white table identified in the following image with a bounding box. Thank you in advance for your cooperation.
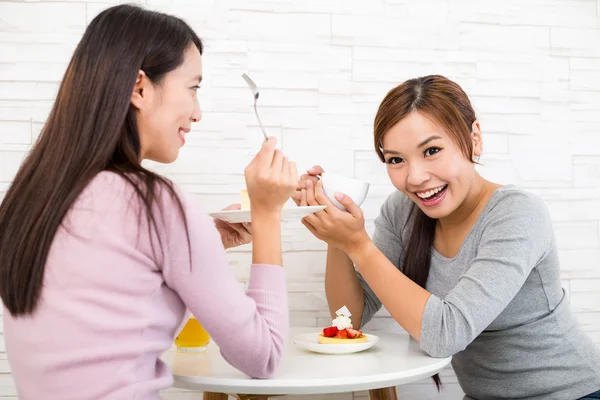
[161,326,452,400]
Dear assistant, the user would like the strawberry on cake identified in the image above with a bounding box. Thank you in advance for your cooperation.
[318,305,367,344]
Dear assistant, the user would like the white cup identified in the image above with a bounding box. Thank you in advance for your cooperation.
[319,173,370,211]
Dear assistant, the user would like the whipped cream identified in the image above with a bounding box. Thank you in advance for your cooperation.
[332,315,353,330]
[331,305,353,330]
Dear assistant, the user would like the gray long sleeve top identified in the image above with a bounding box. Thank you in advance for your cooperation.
[358,185,600,400]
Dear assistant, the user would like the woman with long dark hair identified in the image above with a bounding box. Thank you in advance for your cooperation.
[0,4,297,399]
[295,75,600,400]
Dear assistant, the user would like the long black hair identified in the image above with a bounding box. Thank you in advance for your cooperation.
[0,4,202,316]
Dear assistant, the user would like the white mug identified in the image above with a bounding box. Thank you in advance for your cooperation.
[319,172,370,211]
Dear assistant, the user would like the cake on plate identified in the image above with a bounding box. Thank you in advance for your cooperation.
[240,190,251,211]
[318,305,367,344]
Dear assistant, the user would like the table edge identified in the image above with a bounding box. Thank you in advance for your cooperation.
[171,355,452,395]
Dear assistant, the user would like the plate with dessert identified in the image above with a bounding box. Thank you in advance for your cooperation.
[292,306,379,355]
[209,189,326,223]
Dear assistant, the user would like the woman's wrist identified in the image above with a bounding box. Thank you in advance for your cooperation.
[344,233,375,265]
[250,210,283,266]
[251,208,282,222]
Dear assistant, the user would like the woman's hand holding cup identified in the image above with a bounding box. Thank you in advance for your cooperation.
[293,165,324,206]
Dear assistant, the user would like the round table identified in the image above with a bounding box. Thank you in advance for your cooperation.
[161,326,452,400]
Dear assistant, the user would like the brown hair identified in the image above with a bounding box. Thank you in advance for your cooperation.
[0,4,202,316]
[373,75,478,390]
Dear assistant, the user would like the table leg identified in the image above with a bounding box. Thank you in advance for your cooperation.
[203,393,228,400]
[369,386,398,400]
[234,395,271,400]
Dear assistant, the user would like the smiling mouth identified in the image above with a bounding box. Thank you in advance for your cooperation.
[415,184,448,201]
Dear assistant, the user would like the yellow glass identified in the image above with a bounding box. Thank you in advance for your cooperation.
[174,316,211,353]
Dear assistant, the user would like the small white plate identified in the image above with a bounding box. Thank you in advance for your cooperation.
[209,206,325,224]
[292,332,379,355]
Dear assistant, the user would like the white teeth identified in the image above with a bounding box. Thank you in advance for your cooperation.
[416,185,446,199]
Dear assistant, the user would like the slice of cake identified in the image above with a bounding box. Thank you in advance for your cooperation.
[318,327,367,344]
[318,305,367,344]
[240,190,251,211]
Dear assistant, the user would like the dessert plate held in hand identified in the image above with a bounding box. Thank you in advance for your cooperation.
[292,332,379,355]
[209,205,326,224]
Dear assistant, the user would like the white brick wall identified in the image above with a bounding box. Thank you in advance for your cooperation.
[1,1,599,399]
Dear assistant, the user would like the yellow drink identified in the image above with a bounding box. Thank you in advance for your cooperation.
[174,316,211,353]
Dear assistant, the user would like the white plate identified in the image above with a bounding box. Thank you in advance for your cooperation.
[292,332,379,355]
[209,206,326,224]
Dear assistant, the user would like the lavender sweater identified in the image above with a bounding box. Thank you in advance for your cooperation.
[3,171,288,400]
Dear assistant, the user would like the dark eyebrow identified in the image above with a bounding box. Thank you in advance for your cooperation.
[193,75,203,83]
[382,135,443,156]
[418,135,441,148]
[382,149,401,156]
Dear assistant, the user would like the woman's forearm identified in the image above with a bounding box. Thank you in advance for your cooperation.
[325,244,365,328]
[347,239,431,341]
[251,211,283,266]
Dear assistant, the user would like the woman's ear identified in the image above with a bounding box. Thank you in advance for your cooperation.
[130,70,148,111]
[471,120,483,160]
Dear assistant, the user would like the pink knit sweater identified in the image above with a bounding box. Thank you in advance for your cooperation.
[3,171,288,400]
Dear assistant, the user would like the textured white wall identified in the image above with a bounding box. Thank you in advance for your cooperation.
[1,0,600,399]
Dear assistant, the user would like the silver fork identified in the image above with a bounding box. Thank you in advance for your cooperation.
[241,73,268,140]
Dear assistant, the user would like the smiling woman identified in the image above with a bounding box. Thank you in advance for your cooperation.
[134,45,203,162]
[375,78,482,222]
[294,75,600,400]
[0,4,297,400]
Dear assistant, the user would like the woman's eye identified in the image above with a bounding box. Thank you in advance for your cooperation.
[386,157,404,165]
[191,85,200,92]
[425,147,441,157]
